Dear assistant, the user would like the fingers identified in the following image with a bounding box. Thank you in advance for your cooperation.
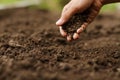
[59,23,88,41]
[67,35,72,41]
[59,26,67,37]
[73,33,79,40]
[59,26,72,41]
[77,23,88,34]
[72,23,88,40]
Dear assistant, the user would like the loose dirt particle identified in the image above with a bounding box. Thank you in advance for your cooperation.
[59,62,72,71]
[8,39,23,47]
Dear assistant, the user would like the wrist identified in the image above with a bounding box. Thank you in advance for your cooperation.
[99,0,106,5]
[100,0,120,5]
[95,0,104,8]
[100,0,112,5]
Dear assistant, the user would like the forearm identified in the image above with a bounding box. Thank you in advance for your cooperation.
[101,0,120,5]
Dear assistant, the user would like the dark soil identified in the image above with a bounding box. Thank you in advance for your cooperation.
[62,13,87,36]
[0,8,120,80]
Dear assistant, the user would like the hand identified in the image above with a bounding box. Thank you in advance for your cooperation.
[56,0,103,41]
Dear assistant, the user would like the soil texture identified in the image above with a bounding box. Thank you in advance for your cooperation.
[0,8,120,80]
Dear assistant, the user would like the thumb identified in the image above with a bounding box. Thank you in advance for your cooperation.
[56,6,78,26]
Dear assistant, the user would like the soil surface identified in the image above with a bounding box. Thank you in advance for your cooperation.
[0,8,120,80]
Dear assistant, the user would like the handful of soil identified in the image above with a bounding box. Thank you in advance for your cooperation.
[62,13,88,37]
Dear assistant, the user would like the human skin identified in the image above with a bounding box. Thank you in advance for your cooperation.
[56,0,120,41]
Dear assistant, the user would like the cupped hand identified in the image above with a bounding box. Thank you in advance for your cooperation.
[56,0,103,41]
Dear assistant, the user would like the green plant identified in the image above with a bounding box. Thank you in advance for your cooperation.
[0,0,18,4]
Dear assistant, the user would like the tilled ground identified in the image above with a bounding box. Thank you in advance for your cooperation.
[0,8,120,80]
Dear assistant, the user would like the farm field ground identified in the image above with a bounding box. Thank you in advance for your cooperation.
[0,8,120,80]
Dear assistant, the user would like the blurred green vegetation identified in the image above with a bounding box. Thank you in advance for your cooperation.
[38,0,61,11]
[101,3,119,12]
[31,0,120,12]
[0,0,17,4]
[0,0,119,12]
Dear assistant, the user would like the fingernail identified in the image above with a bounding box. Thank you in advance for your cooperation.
[73,33,79,40]
[56,19,63,26]
[77,28,82,33]
[67,35,72,41]
[77,26,84,33]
